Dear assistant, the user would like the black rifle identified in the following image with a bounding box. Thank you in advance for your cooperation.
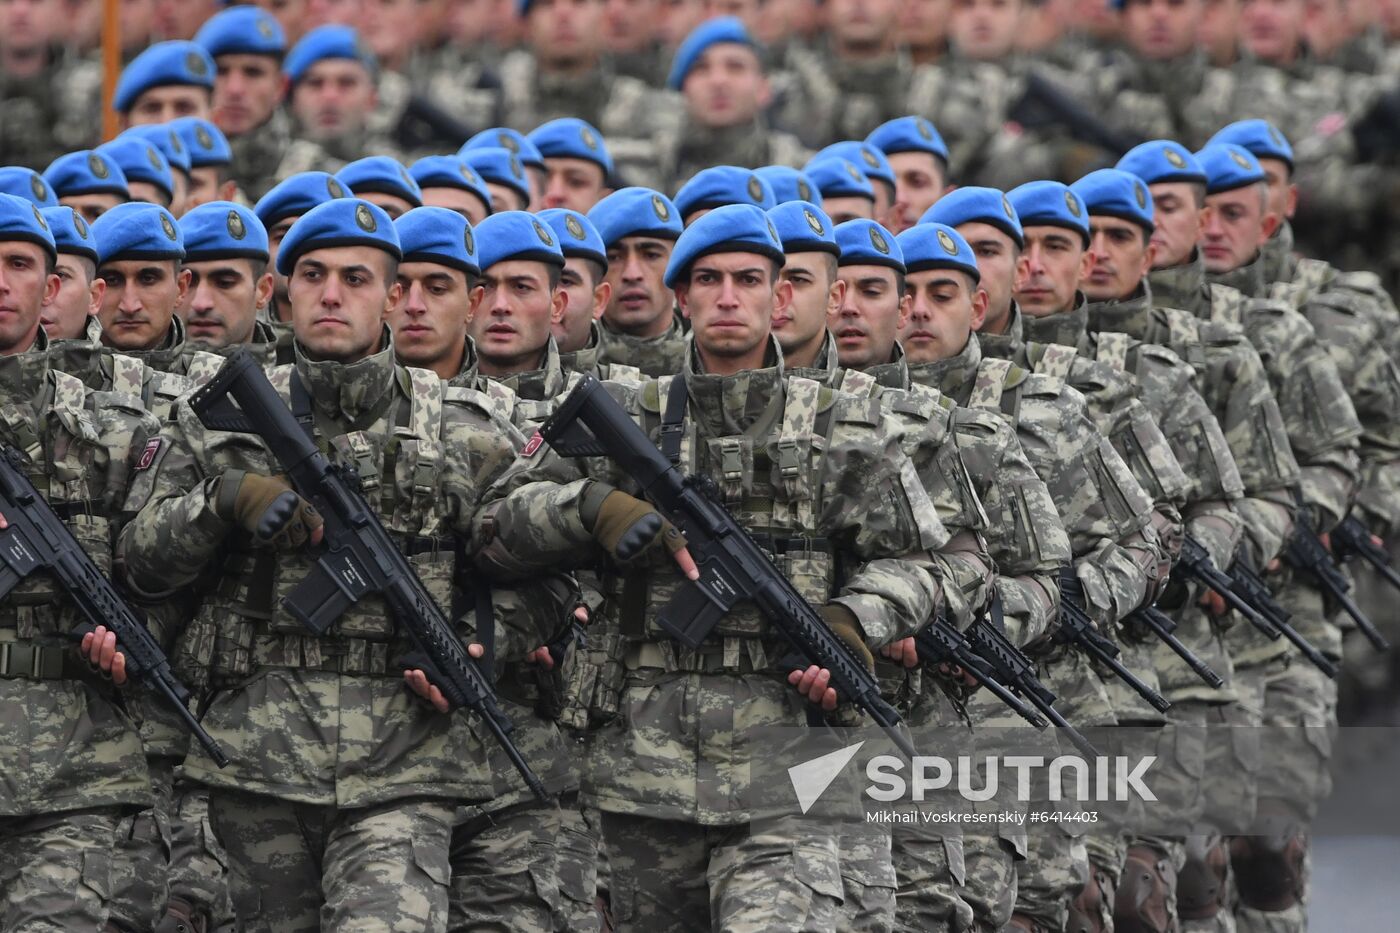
[1333,515,1400,593]
[1007,70,1143,158]
[539,375,917,758]
[1177,535,1284,637]
[1058,567,1174,710]
[189,351,546,800]
[1128,606,1225,690]
[1229,554,1338,678]
[1284,508,1391,652]
[915,606,1047,730]
[0,446,228,767]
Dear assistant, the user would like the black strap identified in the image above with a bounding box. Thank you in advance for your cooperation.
[289,373,317,445]
[659,376,688,466]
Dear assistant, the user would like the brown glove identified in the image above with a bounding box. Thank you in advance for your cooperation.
[820,604,875,674]
[590,489,686,565]
[214,469,322,550]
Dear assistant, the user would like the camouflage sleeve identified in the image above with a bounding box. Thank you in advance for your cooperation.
[439,386,530,534]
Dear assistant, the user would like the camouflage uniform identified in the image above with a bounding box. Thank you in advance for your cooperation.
[774,43,918,147]
[650,113,810,197]
[228,109,335,204]
[406,44,503,135]
[473,337,949,933]
[0,48,101,168]
[117,332,574,932]
[0,342,157,929]
[596,314,688,379]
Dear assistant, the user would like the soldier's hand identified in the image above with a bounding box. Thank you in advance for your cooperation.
[526,646,555,669]
[79,625,128,686]
[936,662,979,689]
[404,642,485,714]
[880,636,920,669]
[215,470,324,550]
[788,665,838,711]
[1199,589,1229,617]
[591,489,697,578]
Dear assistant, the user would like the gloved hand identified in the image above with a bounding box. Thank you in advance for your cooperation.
[820,604,875,675]
[590,489,687,565]
[214,469,323,549]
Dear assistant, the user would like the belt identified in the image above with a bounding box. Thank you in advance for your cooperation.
[0,641,88,680]
[623,639,775,674]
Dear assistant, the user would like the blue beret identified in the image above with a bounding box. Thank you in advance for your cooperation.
[92,201,185,264]
[1071,169,1155,232]
[460,147,531,206]
[41,206,99,263]
[812,141,895,191]
[1195,144,1268,195]
[254,171,349,227]
[194,5,286,58]
[667,16,758,90]
[121,124,191,175]
[475,210,565,272]
[866,116,949,162]
[675,166,776,220]
[538,208,607,269]
[1207,119,1294,170]
[0,168,58,208]
[96,138,175,201]
[114,41,215,113]
[802,158,874,202]
[664,203,784,289]
[171,117,233,168]
[921,186,1023,248]
[767,201,838,256]
[0,193,57,260]
[897,223,980,282]
[338,156,423,208]
[1006,180,1089,246]
[410,156,492,209]
[460,128,546,171]
[754,166,822,207]
[587,187,683,248]
[394,207,480,277]
[275,198,401,276]
[834,218,904,272]
[44,150,129,199]
[284,25,376,83]
[179,201,269,263]
[527,118,613,176]
[1116,140,1207,187]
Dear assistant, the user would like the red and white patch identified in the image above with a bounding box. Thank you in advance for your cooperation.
[136,438,162,470]
[1315,113,1347,137]
[521,432,545,458]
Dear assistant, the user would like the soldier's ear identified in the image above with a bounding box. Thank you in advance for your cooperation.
[591,281,611,319]
[254,272,275,311]
[88,277,107,317]
[827,278,847,316]
[1259,210,1280,244]
[969,286,989,332]
[384,280,404,317]
[1285,183,1298,221]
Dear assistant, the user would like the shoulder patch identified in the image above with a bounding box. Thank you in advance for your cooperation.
[135,437,163,470]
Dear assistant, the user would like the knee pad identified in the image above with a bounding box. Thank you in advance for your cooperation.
[154,896,209,933]
[1230,801,1306,912]
[1176,835,1229,921]
[1068,862,1112,933]
[1113,845,1176,933]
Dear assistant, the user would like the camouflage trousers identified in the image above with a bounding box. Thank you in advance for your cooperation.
[0,807,120,931]
[837,822,897,932]
[107,756,174,932]
[208,788,454,933]
[890,821,972,932]
[554,798,606,932]
[167,783,237,932]
[601,811,841,932]
[448,796,561,933]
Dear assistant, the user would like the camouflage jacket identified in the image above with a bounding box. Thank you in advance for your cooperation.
[45,318,202,424]
[650,113,810,196]
[774,44,918,148]
[117,331,573,807]
[558,321,644,384]
[229,108,336,204]
[0,48,101,169]
[0,346,157,817]
[597,313,688,378]
[472,338,948,823]
[497,50,661,148]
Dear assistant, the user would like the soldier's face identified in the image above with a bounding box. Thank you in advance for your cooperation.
[776,251,843,364]
[603,0,656,51]
[61,193,125,225]
[292,60,376,139]
[950,0,1026,60]
[213,54,288,135]
[704,0,761,32]
[360,0,420,65]
[1147,181,1206,269]
[254,0,310,41]
[42,254,103,340]
[471,259,565,373]
[1201,183,1277,273]
[119,0,157,53]
[821,196,875,225]
[390,260,477,372]
[306,0,362,29]
[1083,216,1155,300]
[554,256,609,351]
[682,44,772,129]
[127,181,173,209]
[0,0,58,53]
[1016,225,1090,317]
[833,263,909,369]
[542,158,609,213]
[421,187,491,225]
[186,167,237,211]
[604,236,674,335]
[659,0,706,46]
[901,0,953,48]
[266,215,299,314]
[828,0,900,46]
[676,251,789,372]
[528,0,605,63]
[178,259,271,349]
[97,259,190,351]
[901,268,986,364]
[1256,156,1297,224]
[1123,0,1204,59]
[1199,0,1241,58]
[154,0,219,39]
[447,0,492,44]
[1240,0,1305,61]
[887,153,946,233]
[357,192,416,221]
[125,87,213,126]
[955,221,1018,328]
[288,246,400,362]
[485,182,527,213]
[0,242,59,355]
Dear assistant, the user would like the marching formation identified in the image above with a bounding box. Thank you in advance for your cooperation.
[1,1,1398,933]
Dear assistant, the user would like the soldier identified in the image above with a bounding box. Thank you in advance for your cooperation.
[387,206,481,382]
[171,116,239,210]
[0,0,94,168]
[803,158,876,224]
[603,0,664,81]
[38,205,104,341]
[176,201,281,360]
[44,149,131,225]
[865,116,951,234]
[527,118,614,213]
[902,0,953,65]
[754,165,823,207]
[539,208,612,355]
[114,40,217,128]
[411,156,494,227]
[460,148,533,214]
[253,170,352,325]
[472,202,949,932]
[121,123,193,218]
[461,127,547,210]
[586,186,688,376]
[767,200,842,371]
[90,202,194,359]
[117,196,573,931]
[408,3,505,135]
[673,165,777,226]
[154,0,221,40]
[95,137,177,210]
[338,155,425,220]
[284,24,395,169]
[812,140,899,231]
[0,192,159,931]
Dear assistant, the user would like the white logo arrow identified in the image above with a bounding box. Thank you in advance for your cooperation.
[788,741,864,815]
